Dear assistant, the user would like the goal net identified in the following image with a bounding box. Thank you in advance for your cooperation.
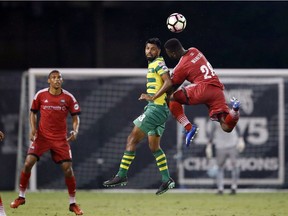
[17,68,179,191]
[17,68,288,191]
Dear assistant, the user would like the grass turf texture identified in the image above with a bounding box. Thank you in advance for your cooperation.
[1,191,288,216]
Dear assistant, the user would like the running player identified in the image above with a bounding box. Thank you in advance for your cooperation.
[164,38,240,147]
[103,38,175,195]
[0,131,7,216]
[10,70,83,215]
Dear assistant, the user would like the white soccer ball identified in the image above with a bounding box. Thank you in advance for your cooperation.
[166,13,187,33]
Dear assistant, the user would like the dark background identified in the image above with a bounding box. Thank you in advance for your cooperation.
[0,1,287,71]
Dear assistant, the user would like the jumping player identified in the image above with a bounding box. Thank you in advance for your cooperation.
[10,70,83,215]
[164,38,240,147]
[103,38,175,195]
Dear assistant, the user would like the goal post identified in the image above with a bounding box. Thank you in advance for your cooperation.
[17,68,147,192]
[17,68,288,191]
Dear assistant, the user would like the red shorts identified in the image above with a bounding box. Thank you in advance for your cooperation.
[174,83,230,120]
[27,135,72,163]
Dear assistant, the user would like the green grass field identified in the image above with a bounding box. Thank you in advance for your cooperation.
[1,190,288,216]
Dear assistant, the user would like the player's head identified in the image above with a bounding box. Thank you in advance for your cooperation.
[48,70,63,89]
[164,38,184,60]
[145,38,161,62]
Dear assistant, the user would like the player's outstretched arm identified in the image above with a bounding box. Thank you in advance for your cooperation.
[153,72,172,101]
[139,72,172,102]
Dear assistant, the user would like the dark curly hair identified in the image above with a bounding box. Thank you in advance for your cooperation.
[164,38,183,52]
[145,38,161,49]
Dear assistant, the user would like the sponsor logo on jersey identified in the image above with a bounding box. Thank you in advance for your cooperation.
[42,105,62,111]
[60,99,66,105]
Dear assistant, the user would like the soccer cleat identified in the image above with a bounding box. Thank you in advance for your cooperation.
[156,177,175,195]
[10,197,25,208]
[185,125,199,147]
[230,97,240,111]
[103,175,128,187]
[69,203,83,215]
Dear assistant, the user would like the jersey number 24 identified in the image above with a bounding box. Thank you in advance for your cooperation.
[200,62,215,79]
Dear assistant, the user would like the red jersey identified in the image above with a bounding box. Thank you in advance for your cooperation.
[31,88,81,140]
[171,47,224,89]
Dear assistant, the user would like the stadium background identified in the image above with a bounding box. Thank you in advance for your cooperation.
[0,1,288,191]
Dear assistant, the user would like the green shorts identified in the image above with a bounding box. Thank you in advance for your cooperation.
[133,103,170,136]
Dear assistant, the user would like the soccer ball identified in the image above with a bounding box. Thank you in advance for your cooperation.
[166,13,187,33]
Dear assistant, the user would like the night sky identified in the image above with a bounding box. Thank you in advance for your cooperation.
[0,1,287,71]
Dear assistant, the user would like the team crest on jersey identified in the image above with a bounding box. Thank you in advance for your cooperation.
[158,62,169,73]
[162,65,169,72]
[60,99,66,105]
[74,104,79,110]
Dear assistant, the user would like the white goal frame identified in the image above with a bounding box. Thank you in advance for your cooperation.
[17,68,288,191]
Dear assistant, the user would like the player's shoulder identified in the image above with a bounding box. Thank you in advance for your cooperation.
[62,89,74,97]
[155,56,168,66]
[156,56,165,61]
[62,89,78,101]
[155,57,169,73]
[36,87,49,94]
[35,88,49,98]
[151,57,165,66]
[188,47,201,53]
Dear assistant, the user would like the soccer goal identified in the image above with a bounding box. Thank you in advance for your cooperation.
[17,68,288,191]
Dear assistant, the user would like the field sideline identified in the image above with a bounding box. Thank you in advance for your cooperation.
[1,189,288,216]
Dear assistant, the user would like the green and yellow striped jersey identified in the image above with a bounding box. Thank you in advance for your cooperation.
[146,57,169,105]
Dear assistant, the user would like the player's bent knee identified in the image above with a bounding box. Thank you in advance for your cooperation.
[173,89,187,104]
[62,166,73,177]
[24,156,37,170]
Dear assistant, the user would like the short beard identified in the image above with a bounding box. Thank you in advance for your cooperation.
[146,56,156,62]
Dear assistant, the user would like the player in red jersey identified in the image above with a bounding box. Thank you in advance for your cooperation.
[10,70,84,215]
[0,131,7,216]
[164,38,240,147]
